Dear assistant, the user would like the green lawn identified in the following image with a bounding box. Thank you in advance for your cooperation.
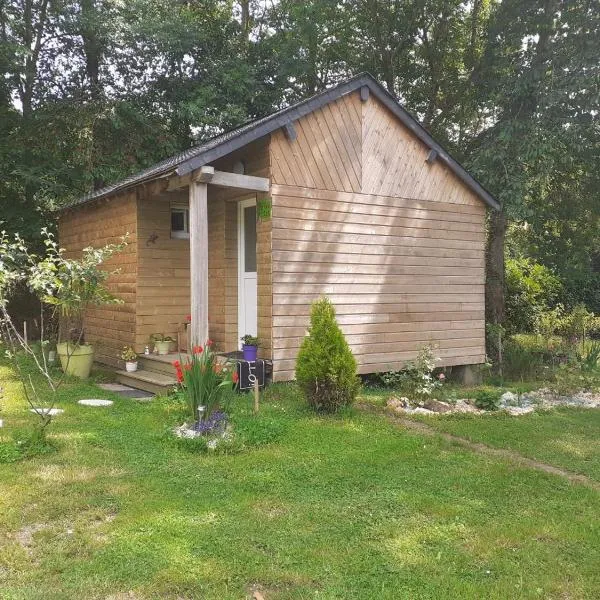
[408,407,600,482]
[1,362,599,599]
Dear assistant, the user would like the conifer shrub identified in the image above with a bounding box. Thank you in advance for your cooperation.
[295,297,360,412]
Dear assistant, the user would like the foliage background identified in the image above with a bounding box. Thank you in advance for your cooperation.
[1,0,598,321]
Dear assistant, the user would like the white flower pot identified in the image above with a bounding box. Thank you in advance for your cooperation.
[125,361,138,372]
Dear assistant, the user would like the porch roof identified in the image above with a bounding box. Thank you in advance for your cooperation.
[62,73,500,212]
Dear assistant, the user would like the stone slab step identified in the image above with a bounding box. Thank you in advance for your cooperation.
[115,369,177,395]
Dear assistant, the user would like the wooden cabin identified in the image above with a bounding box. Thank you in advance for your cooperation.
[58,74,499,391]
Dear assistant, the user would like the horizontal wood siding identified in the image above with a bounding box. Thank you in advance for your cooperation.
[134,137,271,354]
[58,192,138,367]
[136,190,191,351]
[269,91,486,381]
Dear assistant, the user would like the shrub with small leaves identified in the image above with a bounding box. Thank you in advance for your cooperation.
[296,298,360,412]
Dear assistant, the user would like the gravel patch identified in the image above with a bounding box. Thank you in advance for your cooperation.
[387,388,600,417]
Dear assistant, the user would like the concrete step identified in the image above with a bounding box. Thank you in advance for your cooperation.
[137,353,184,376]
[115,369,177,396]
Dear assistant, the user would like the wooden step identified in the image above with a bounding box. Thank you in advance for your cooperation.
[115,369,177,395]
[137,353,185,376]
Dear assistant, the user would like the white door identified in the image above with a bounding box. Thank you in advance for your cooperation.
[238,199,257,346]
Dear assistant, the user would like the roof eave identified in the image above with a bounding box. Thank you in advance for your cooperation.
[63,72,500,212]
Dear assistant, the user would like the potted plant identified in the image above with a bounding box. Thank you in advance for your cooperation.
[120,346,138,372]
[150,333,175,355]
[31,231,126,379]
[241,334,259,361]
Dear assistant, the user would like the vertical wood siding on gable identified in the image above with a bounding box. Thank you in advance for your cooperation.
[58,192,138,368]
[269,92,486,381]
[271,93,362,193]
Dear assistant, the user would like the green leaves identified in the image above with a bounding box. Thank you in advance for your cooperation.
[296,297,359,413]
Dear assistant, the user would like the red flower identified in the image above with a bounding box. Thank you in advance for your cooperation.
[176,369,183,383]
[193,345,203,354]
[172,360,180,368]
[186,314,191,322]
[206,339,213,347]
[232,370,239,384]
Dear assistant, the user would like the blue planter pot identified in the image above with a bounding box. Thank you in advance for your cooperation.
[242,344,258,361]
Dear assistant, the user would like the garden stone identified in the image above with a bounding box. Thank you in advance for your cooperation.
[500,392,519,407]
[29,408,64,416]
[453,400,481,413]
[386,397,410,412]
[423,399,453,413]
[77,399,113,407]
[412,406,435,415]
[97,383,134,392]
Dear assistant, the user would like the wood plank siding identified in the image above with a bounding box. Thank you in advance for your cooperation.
[57,192,138,367]
[58,85,488,381]
[135,137,271,355]
[269,92,486,381]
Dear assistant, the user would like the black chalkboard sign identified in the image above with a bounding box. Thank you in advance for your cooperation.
[236,359,266,391]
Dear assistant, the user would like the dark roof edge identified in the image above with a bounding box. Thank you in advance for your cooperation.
[174,75,367,176]
[61,72,500,212]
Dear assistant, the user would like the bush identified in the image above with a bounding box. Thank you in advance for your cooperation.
[503,337,544,380]
[474,389,502,411]
[296,298,360,413]
[505,257,562,334]
[376,345,443,399]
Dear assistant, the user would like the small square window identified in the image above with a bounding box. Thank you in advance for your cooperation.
[171,207,189,239]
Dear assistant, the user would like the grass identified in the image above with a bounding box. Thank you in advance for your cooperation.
[409,408,600,481]
[1,359,599,599]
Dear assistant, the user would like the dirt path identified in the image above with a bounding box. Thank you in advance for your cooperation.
[359,403,600,492]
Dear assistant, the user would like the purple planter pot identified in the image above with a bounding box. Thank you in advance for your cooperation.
[242,344,258,361]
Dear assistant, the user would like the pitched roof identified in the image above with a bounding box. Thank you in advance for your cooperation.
[65,73,499,211]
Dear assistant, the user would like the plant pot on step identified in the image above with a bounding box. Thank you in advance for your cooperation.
[57,342,95,379]
[154,340,172,355]
[242,344,258,361]
[125,361,138,372]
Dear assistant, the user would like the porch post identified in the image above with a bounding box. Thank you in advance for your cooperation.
[189,181,209,347]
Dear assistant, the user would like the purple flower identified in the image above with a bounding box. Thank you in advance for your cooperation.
[193,411,227,435]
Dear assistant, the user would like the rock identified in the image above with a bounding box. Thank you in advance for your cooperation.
[423,399,453,413]
[454,400,481,414]
[499,392,519,407]
[77,399,113,407]
[411,407,435,415]
[386,397,410,412]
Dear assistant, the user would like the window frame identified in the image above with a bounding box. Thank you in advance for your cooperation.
[170,203,190,239]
